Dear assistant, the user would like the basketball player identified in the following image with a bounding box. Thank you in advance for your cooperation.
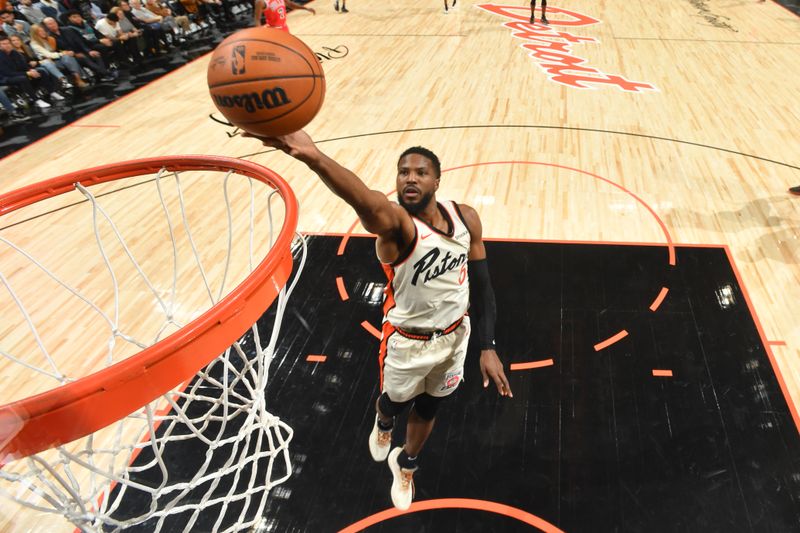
[246,130,512,510]
[253,0,314,31]
[790,185,800,196]
[531,0,548,25]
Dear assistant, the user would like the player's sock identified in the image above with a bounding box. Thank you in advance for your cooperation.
[398,450,418,470]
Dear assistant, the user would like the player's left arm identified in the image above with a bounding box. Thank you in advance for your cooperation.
[286,0,315,13]
[253,0,263,25]
[459,204,512,398]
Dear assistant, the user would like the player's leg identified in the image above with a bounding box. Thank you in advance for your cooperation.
[403,393,443,458]
[530,0,535,23]
[387,392,442,510]
[388,317,471,510]
[370,392,410,461]
[443,0,448,14]
[371,327,429,463]
[541,0,548,25]
[341,0,348,13]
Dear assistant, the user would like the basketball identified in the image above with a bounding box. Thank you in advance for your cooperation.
[207,28,325,137]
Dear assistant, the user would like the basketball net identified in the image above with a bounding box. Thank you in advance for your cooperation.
[0,158,304,532]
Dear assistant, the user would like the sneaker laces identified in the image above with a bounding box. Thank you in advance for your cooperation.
[377,429,392,447]
[400,468,415,490]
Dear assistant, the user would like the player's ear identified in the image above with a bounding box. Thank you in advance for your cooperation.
[435,177,440,190]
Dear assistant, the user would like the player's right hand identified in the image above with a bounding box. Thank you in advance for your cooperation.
[243,130,318,162]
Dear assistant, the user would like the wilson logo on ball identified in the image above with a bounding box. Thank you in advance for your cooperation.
[231,45,246,75]
[212,88,292,113]
[207,28,325,136]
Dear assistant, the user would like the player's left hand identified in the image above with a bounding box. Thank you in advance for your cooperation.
[479,350,512,398]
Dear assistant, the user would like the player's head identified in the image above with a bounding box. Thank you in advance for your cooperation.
[396,147,441,215]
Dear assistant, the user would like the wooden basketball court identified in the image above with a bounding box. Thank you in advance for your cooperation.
[1,0,799,531]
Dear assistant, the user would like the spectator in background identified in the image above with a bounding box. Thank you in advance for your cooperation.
[1,84,29,119]
[64,10,109,46]
[43,15,115,79]
[35,0,65,20]
[28,21,88,87]
[145,0,189,39]
[0,34,64,108]
[63,10,119,64]
[129,0,178,42]
[17,0,48,24]
[1,9,32,40]
[86,0,107,21]
[109,4,142,44]
[94,11,141,62]
[9,32,72,88]
[119,0,167,54]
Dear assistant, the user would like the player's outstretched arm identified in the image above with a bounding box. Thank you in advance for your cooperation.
[460,204,513,398]
[246,130,404,237]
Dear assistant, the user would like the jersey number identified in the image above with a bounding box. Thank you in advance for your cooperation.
[458,264,467,285]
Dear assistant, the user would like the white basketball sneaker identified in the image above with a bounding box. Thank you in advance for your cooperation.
[368,414,392,461]
[387,447,415,511]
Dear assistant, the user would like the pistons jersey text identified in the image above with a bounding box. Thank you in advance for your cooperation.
[381,201,471,331]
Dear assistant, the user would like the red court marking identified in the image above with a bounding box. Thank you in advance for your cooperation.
[361,320,382,339]
[594,330,629,352]
[652,369,673,377]
[306,355,327,363]
[649,286,669,311]
[510,359,554,371]
[68,124,120,128]
[339,498,565,533]
[335,276,349,301]
[337,220,360,255]
[444,161,677,266]
[768,340,787,346]
[723,245,800,434]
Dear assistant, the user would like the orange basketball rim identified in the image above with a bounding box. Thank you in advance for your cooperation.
[0,155,298,463]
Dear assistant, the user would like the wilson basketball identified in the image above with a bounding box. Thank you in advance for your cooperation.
[207,28,325,137]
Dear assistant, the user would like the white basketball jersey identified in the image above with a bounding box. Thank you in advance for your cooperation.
[381,201,471,330]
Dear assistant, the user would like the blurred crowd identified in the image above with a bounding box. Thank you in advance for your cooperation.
[0,0,251,123]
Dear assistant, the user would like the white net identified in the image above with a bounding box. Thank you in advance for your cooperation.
[0,162,305,532]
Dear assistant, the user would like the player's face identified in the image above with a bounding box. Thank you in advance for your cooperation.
[396,154,439,214]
